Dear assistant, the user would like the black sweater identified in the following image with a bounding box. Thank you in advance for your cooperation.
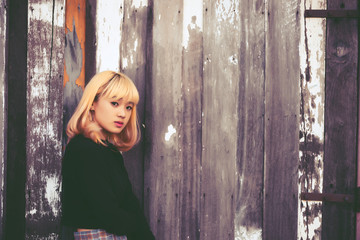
[61,134,155,240]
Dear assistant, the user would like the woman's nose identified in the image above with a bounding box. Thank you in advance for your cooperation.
[117,106,125,117]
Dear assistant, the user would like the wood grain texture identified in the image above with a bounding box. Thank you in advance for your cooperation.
[264,0,300,239]
[121,0,149,206]
[25,0,65,238]
[322,17,358,240]
[180,9,202,240]
[144,0,183,239]
[235,0,265,238]
[0,0,6,238]
[201,0,240,239]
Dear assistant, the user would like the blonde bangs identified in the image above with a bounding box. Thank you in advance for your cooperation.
[99,75,139,104]
[66,71,140,152]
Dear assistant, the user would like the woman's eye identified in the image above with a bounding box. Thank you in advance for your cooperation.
[126,106,133,111]
[111,102,119,106]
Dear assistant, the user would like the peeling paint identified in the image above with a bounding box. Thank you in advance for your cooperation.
[28,2,64,27]
[131,0,147,8]
[215,0,239,24]
[165,124,176,142]
[45,175,60,217]
[229,54,238,65]
[96,1,124,72]
[235,226,262,240]
[298,1,325,239]
[182,0,203,48]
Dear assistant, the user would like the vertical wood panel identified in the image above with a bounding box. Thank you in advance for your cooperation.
[85,0,97,84]
[0,0,7,238]
[201,0,240,239]
[298,14,326,239]
[180,1,203,238]
[322,1,358,239]
[144,1,183,239]
[264,0,300,239]
[235,0,265,238]
[5,0,28,239]
[63,0,85,145]
[25,0,65,238]
[95,1,123,73]
[121,0,149,204]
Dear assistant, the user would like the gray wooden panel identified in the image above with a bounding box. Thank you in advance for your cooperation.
[25,0,65,238]
[201,1,240,239]
[264,0,300,239]
[180,14,202,240]
[121,0,149,205]
[144,1,183,239]
[235,0,265,238]
[322,2,358,238]
[0,0,7,238]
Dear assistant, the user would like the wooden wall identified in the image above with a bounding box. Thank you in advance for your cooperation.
[1,0,306,239]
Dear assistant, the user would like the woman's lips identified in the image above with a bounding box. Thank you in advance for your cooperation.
[114,121,123,128]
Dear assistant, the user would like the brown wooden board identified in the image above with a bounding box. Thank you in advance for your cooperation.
[235,0,265,238]
[322,1,358,238]
[121,0,149,206]
[264,0,300,239]
[200,1,240,239]
[0,1,7,237]
[180,9,202,240]
[25,0,65,238]
[143,1,183,239]
[4,0,28,239]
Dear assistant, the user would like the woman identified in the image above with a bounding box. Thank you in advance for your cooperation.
[61,71,155,240]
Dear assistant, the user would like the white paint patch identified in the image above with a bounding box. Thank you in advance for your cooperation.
[182,0,203,48]
[134,38,138,51]
[28,2,64,27]
[229,54,238,65]
[29,208,37,215]
[131,0,147,8]
[215,0,239,24]
[45,175,60,217]
[96,1,124,72]
[165,124,176,142]
[298,0,325,239]
[122,58,128,69]
[235,226,262,240]
[158,14,161,20]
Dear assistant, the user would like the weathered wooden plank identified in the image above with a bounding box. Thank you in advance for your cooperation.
[235,0,265,239]
[25,1,65,238]
[201,0,240,239]
[84,0,96,84]
[298,13,326,240]
[0,0,7,238]
[322,1,358,238]
[4,0,28,239]
[121,0,149,205]
[95,1,123,73]
[180,0,202,239]
[63,0,86,146]
[144,0,183,239]
[264,0,300,239]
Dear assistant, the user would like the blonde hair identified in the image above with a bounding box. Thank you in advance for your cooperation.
[66,71,140,152]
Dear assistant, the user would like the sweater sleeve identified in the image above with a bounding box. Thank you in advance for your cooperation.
[63,136,155,240]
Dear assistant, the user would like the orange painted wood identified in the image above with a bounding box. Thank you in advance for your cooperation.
[64,0,85,89]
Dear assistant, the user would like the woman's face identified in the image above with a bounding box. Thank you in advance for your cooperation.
[91,95,134,137]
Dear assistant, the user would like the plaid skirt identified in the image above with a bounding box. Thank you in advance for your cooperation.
[74,229,127,240]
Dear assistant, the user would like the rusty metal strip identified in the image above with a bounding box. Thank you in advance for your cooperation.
[305,10,359,18]
[301,192,354,203]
